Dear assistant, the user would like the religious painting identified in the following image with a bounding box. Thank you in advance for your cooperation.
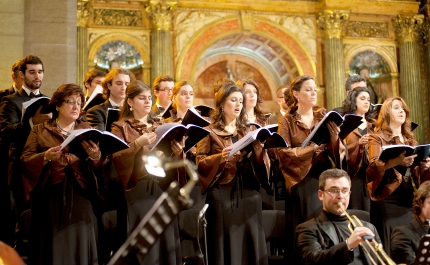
[348,50,394,103]
[94,40,144,70]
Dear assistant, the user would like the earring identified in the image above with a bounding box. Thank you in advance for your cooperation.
[221,108,223,113]
[56,107,59,111]
[130,106,133,111]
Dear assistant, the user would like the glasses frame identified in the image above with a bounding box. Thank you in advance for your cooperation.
[322,189,351,197]
[63,99,82,107]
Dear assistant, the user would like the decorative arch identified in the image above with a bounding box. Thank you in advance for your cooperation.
[344,45,399,98]
[88,32,150,68]
[176,17,316,83]
[344,45,397,74]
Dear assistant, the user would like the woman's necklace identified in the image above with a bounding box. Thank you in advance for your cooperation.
[56,119,75,136]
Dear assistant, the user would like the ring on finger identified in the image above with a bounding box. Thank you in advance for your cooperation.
[88,147,94,152]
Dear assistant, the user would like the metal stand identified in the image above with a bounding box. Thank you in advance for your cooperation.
[201,217,208,265]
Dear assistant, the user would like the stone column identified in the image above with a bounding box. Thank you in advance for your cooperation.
[392,14,425,143]
[24,0,77,96]
[146,0,177,83]
[317,9,350,110]
[0,0,25,86]
[76,0,91,86]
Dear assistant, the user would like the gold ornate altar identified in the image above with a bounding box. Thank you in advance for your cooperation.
[77,0,430,143]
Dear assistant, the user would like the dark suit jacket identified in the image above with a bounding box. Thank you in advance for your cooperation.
[86,100,113,131]
[150,103,164,117]
[269,111,283,125]
[0,86,16,102]
[391,216,427,265]
[0,88,46,199]
[295,211,380,265]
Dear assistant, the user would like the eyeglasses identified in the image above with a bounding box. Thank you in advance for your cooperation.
[158,88,173,93]
[63,99,82,107]
[323,189,351,197]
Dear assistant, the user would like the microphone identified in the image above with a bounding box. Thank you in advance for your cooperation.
[197,204,209,220]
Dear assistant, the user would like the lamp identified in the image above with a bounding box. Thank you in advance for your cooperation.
[107,155,198,265]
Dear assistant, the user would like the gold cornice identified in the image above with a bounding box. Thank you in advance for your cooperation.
[177,0,418,16]
[317,9,350,39]
[77,0,92,27]
[392,14,424,43]
[146,0,177,31]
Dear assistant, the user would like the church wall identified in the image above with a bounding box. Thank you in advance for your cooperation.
[0,0,25,88]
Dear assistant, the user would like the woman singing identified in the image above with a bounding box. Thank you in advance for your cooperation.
[196,83,269,265]
[341,86,374,211]
[110,80,184,264]
[163,81,194,123]
[236,79,268,126]
[21,84,102,265]
[277,75,343,260]
[367,96,430,253]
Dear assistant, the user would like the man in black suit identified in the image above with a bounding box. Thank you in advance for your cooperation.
[86,68,135,131]
[270,84,289,125]
[332,75,366,114]
[295,168,380,265]
[0,55,51,226]
[391,180,430,265]
[0,60,24,101]
[150,75,174,117]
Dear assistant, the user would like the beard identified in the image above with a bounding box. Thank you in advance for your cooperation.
[24,76,42,90]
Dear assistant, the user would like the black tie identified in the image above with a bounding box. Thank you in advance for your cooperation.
[29,92,41,99]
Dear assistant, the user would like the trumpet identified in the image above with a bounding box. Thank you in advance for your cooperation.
[337,202,404,265]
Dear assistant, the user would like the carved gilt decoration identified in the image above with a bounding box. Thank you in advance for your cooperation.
[266,15,317,62]
[317,9,350,39]
[146,0,177,31]
[77,0,91,27]
[392,14,424,43]
[93,9,143,27]
[346,21,389,38]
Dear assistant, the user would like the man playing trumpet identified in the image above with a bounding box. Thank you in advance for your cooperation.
[295,169,381,265]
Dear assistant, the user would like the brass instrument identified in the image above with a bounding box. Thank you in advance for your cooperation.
[337,202,405,265]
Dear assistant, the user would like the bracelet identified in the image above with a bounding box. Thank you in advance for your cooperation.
[88,152,101,162]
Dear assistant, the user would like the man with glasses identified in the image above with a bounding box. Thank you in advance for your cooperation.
[86,68,135,131]
[269,84,289,125]
[332,75,367,114]
[295,168,380,265]
[150,74,174,117]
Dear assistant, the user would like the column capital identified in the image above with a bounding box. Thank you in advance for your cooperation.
[146,0,177,31]
[392,14,424,43]
[317,9,350,39]
[77,0,91,27]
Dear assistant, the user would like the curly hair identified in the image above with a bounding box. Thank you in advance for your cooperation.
[120,80,157,124]
[170,81,193,112]
[212,77,234,95]
[345,75,366,92]
[84,69,106,88]
[413,181,430,217]
[210,83,248,131]
[49,84,85,120]
[102,68,136,100]
[374,97,415,143]
[341,87,374,120]
[236,79,265,122]
[288,75,315,112]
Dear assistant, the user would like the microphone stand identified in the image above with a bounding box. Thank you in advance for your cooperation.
[200,215,208,265]
[197,206,209,265]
